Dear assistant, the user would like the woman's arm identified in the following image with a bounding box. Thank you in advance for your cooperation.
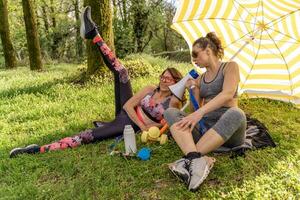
[123,85,156,131]
[187,77,201,112]
[169,96,183,109]
[175,61,240,131]
[198,61,240,115]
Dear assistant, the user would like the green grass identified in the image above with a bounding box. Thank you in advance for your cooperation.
[0,57,299,199]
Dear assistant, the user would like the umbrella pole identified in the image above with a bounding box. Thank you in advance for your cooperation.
[230,36,255,61]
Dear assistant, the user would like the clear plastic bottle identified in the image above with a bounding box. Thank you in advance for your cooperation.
[123,125,137,154]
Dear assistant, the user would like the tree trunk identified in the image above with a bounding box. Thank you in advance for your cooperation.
[22,0,43,70]
[74,0,83,60]
[132,0,148,53]
[122,0,127,24]
[84,0,114,75]
[49,0,59,59]
[0,0,17,69]
[41,5,49,33]
[112,0,117,20]
[50,0,56,28]
[33,0,40,28]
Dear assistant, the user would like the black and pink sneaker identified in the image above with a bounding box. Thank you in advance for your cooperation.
[10,144,40,158]
[80,6,99,40]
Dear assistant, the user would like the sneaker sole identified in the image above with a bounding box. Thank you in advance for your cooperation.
[9,144,39,158]
[80,6,97,39]
[80,7,88,39]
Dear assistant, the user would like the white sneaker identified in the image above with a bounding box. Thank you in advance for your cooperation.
[187,157,211,191]
[168,158,190,184]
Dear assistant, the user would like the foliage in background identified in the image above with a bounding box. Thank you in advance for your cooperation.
[0,0,187,68]
[0,43,4,67]
[0,0,17,69]
[2,0,84,66]
[113,0,187,58]
[0,55,299,199]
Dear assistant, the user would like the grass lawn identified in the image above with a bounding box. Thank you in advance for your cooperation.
[0,56,299,199]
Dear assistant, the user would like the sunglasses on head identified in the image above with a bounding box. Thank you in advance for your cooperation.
[192,48,207,58]
[191,51,198,58]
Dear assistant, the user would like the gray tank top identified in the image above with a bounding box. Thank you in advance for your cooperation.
[199,62,238,104]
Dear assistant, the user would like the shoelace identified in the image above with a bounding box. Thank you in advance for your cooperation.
[185,159,192,173]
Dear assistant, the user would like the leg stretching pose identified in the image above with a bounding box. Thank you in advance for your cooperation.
[10,6,183,157]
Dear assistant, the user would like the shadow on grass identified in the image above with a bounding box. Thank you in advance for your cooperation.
[0,78,74,100]
[0,99,299,199]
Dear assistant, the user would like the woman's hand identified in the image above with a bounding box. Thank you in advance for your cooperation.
[175,109,204,131]
[185,78,199,89]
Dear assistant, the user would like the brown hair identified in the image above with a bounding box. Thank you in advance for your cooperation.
[160,67,183,83]
[159,67,187,104]
[193,32,224,59]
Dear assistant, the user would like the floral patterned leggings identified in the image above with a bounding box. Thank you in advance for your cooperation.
[40,35,139,153]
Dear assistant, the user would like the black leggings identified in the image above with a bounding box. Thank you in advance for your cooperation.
[40,35,139,153]
[91,35,140,139]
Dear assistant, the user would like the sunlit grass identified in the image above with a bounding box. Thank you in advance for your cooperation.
[0,56,299,199]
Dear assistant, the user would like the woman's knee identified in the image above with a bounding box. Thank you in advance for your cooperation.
[227,107,246,124]
[163,108,182,126]
[212,107,246,142]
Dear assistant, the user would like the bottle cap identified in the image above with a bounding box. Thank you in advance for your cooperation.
[124,125,133,130]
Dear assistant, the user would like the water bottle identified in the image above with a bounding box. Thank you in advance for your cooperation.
[123,125,137,154]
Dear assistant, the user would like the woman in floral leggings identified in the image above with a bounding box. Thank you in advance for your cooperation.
[10,6,183,158]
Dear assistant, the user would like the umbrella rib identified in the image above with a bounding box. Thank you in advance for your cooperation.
[223,33,249,49]
[222,19,253,38]
[265,29,293,96]
[265,27,300,44]
[233,1,252,34]
[252,0,261,33]
[176,18,255,25]
[233,0,256,19]
[257,43,285,59]
[240,30,263,91]
[261,0,265,24]
[176,18,256,43]
[259,38,299,44]
[265,9,300,27]
[250,26,292,59]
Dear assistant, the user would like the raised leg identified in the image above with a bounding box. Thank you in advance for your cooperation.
[81,6,133,115]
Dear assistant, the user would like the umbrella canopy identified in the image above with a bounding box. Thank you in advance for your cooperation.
[172,0,300,107]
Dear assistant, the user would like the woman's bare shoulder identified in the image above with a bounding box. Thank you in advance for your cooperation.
[223,61,239,74]
[140,85,157,93]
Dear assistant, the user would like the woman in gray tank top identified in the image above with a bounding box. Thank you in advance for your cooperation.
[164,32,246,191]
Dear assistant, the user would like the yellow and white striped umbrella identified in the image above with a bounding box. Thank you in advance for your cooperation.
[172,0,300,107]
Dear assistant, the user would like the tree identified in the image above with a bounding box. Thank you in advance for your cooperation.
[131,0,149,53]
[38,0,80,61]
[74,0,83,60]
[131,0,163,53]
[22,0,43,70]
[148,0,186,53]
[112,0,135,58]
[84,0,114,75]
[0,0,17,69]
